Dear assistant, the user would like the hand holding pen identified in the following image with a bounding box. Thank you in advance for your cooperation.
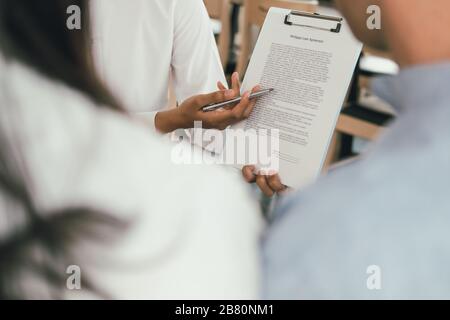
[155,72,268,133]
[202,88,273,112]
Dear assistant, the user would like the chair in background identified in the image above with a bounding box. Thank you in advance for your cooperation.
[323,49,397,169]
[236,0,318,76]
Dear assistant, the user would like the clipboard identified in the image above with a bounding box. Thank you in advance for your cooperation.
[284,10,343,33]
[230,8,362,189]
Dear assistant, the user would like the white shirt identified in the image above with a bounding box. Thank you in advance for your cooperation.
[0,58,262,299]
[90,0,227,129]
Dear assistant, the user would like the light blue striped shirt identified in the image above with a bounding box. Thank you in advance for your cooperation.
[263,63,450,299]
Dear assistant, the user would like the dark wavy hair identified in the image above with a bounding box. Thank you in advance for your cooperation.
[0,0,127,299]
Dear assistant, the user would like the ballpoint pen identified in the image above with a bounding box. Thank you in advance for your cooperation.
[202,88,274,112]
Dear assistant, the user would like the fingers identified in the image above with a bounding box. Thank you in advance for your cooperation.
[256,175,275,197]
[195,90,235,111]
[232,83,260,120]
[267,174,286,193]
[230,91,251,119]
[196,80,259,128]
[217,81,227,91]
[218,72,240,96]
[231,72,241,96]
[200,90,250,128]
[199,109,236,129]
[242,165,257,183]
[242,166,286,197]
[218,73,239,112]
[257,173,286,197]
[243,85,260,119]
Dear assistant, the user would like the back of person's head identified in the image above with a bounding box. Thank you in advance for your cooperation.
[0,0,126,299]
[336,0,450,67]
[0,0,122,109]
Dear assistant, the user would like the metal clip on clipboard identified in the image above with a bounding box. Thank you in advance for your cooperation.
[284,11,343,33]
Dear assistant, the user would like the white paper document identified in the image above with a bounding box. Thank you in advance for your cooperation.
[233,8,362,189]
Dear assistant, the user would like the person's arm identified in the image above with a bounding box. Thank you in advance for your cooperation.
[155,86,257,133]
[154,0,259,133]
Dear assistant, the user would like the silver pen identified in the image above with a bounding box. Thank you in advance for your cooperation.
[202,88,274,112]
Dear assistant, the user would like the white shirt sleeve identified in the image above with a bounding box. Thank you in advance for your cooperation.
[171,0,227,103]
[90,0,226,132]
[129,0,227,132]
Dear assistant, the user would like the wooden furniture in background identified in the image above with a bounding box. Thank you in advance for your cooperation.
[336,112,385,141]
[323,44,398,169]
[323,109,389,170]
[204,0,235,68]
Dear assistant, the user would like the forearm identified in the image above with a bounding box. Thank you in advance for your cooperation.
[154,109,185,133]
